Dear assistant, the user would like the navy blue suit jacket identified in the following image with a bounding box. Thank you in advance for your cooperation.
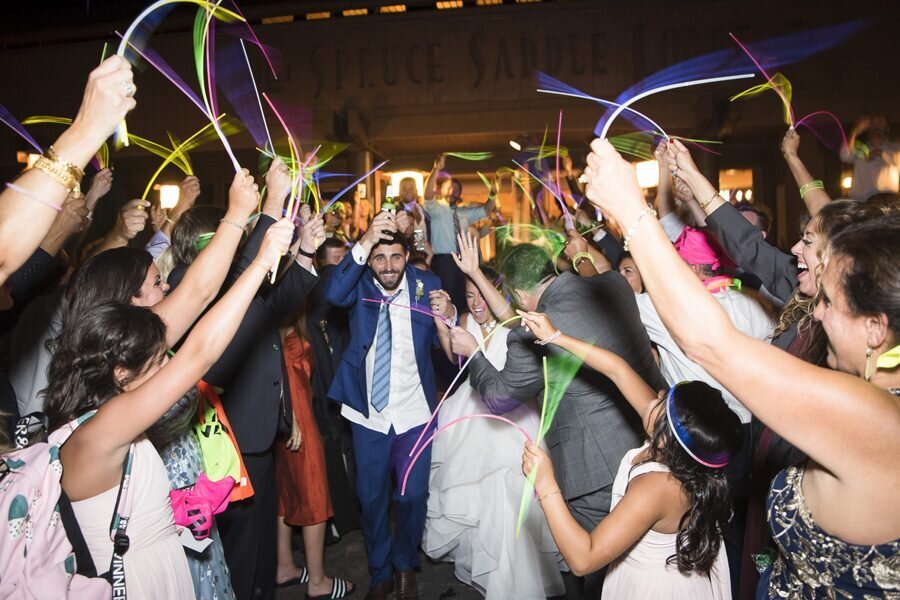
[325,249,442,419]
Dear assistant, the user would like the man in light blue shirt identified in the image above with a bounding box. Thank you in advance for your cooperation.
[423,154,495,313]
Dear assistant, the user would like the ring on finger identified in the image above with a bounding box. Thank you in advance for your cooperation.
[122,81,136,97]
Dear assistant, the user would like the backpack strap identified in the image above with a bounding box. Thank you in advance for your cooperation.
[57,489,99,578]
[103,443,135,599]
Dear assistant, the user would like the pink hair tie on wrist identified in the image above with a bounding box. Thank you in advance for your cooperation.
[6,182,63,212]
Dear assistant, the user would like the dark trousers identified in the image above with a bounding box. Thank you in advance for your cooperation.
[430,254,467,317]
[351,422,431,586]
[564,485,613,599]
[217,450,277,600]
[724,422,754,599]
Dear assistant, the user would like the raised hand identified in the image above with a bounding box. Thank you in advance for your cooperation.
[176,176,201,212]
[150,204,167,231]
[264,158,292,217]
[522,441,557,495]
[451,231,480,276]
[449,326,479,357]
[54,192,91,237]
[673,177,697,206]
[85,168,113,212]
[516,310,558,343]
[429,289,454,321]
[228,169,260,220]
[360,211,397,250]
[69,56,137,154]
[781,128,800,159]
[116,199,150,240]
[298,213,325,256]
[584,139,645,226]
[563,228,589,261]
[256,218,295,270]
[664,139,701,181]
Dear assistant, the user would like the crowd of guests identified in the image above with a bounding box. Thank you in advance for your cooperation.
[0,53,898,600]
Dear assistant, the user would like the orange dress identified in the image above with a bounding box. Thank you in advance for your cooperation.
[275,331,334,526]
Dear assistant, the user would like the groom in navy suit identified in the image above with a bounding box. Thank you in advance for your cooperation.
[326,211,450,600]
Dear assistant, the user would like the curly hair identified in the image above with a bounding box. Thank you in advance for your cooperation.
[640,382,743,575]
[772,198,900,359]
[44,302,167,432]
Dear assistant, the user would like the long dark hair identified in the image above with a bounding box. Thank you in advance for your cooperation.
[62,248,152,325]
[642,381,743,575]
[44,302,167,432]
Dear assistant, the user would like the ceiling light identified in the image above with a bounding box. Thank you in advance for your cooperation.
[379,4,407,13]
[436,1,463,9]
[306,11,330,19]
[261,15,294,24]
[342,8,369,16]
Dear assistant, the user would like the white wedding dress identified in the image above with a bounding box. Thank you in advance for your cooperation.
[423,316,566,599]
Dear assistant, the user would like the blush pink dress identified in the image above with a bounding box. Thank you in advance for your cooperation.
[71,438,196,599]
[602,444,732,600]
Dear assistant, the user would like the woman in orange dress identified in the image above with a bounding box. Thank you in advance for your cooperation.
[274,322,354,598]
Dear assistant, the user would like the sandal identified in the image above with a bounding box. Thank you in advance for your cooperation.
[275,566,309,588]
[305,577,355,599]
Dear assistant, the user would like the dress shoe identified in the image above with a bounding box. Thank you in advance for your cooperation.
[395,570,417,600]
[364,579,393,600]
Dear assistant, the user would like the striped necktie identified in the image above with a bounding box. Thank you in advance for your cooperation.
[451,206,462,252]
[371,291,399,413]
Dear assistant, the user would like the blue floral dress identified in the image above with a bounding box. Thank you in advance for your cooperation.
[158,428,234,600]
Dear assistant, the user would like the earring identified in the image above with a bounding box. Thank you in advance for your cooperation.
[864,347,874,382]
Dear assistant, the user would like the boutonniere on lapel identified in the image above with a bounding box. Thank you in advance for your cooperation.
[414,279,425,303]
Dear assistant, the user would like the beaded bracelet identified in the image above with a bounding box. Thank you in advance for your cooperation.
[220,217,245,231]
[535,330,562,346]
[46,146,85,182]
[538,489,563,503]
[799,179,824,198]
[622,207,657,252]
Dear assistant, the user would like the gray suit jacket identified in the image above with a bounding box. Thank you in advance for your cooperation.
[469,271,665,502]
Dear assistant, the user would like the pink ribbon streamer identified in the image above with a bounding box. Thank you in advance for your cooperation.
[401,413,533,495]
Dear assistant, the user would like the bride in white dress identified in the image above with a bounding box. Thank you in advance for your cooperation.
[423,233,565,599]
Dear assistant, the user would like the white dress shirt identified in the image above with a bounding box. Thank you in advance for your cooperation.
[341,244,432,434]
[637,287,773,423]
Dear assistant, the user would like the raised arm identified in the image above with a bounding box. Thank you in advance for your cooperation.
[0,57,135,285]
[669,140,797,303]
[518,310,659,435]
[584,138,900,480]
[325,211,397,307]
[65,220,294,498]
[423,154,445,202]
[452,231,514,320]
[840,116,868,164]
[153,169,260,347]
[89,199,150,257]
[781,129,831,218]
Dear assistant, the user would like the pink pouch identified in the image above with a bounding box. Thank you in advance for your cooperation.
[170,473,235,539]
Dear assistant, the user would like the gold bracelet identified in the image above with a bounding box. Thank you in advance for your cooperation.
[46,146,85,183]
[30,156,82,197]
[698,191,719,210]
[538,489,563,503]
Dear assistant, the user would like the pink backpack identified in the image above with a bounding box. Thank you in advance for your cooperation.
[0,413,134,599]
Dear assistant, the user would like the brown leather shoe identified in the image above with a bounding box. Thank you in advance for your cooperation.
[395,570,417,600]
[364,579,394,600]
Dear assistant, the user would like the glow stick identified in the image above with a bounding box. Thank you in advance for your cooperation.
[238,42,273,154]
[409,315,522,456]
[729,33,794,126]
[401,414,533,496]
[515,357,548,537]
[320,160,389,215]
[21,115,111,171]
[511,159,571,226]
[129,133,193,175]
[446,151,493,161]
[226,0,278,78]
[114,0,244,145]
[363,298,453,327]
[0,105,42,153]
[793,110,849,152]
[141,117,229,201]
[554,111,573,230]
[598,73,755,140]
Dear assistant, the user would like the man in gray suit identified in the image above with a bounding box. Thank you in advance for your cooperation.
[450,244,665,595]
